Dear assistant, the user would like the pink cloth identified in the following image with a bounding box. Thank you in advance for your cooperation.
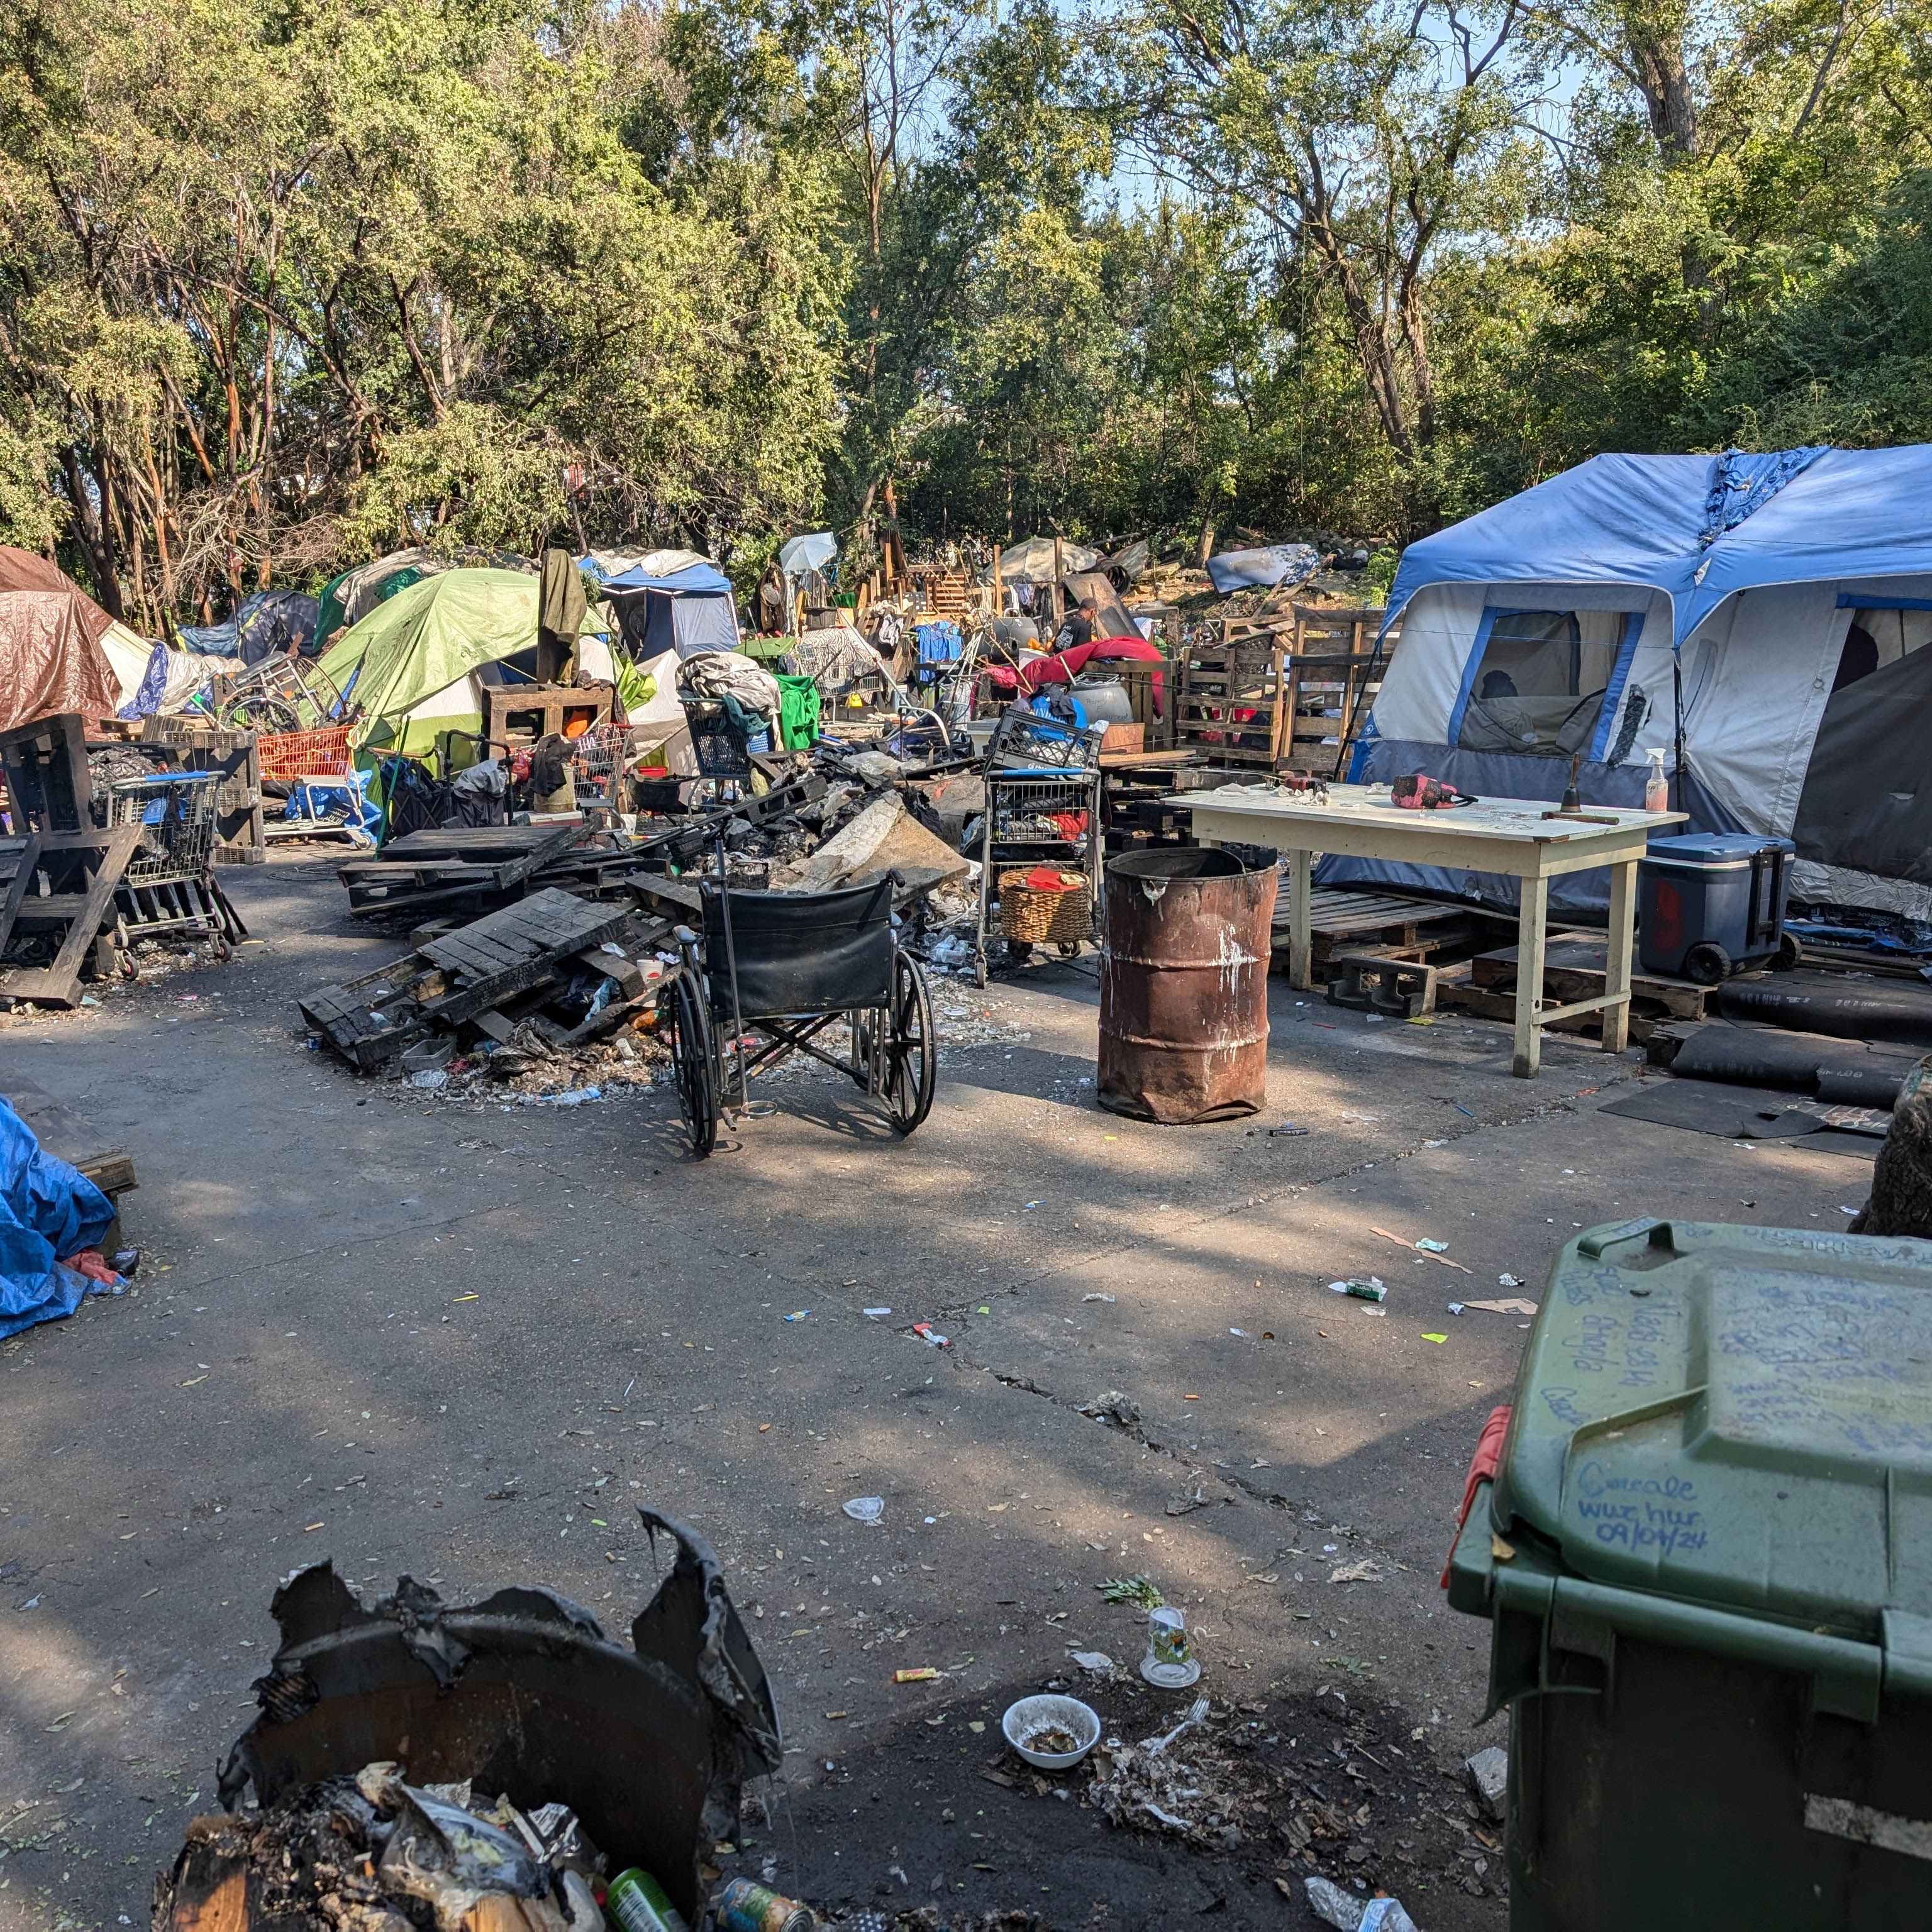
[1016,636,1167,713]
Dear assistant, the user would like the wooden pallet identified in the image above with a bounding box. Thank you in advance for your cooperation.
[1438,934,1714,1043]
[138,717,264,865]
[299,887,630,1069]
[1272,888,1482,977]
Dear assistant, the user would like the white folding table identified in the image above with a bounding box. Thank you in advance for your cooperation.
[1180,783,1685,1077]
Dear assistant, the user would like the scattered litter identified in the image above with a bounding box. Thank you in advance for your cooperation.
[1328,1557,1397,1584]
[1082,1292,1116,1303]
[1447,1301,1465,1316]
[1463,1297,1540,1316]
[1229,1326,1248,1337]
[1080,1391,1140,1426]
[783,1309,809,1322]
[911,1321,950,1347]
[1838,1205,1860,1215]
[841,1497,885,1524]
[1330,1277,1387,1303]
[1370,1225,1472,1271]
[1498,1272,1524,1287]
[1140,1606,1200,1687]
[862,1306,892,1318]
[1069,1650,1115,1672]
[1419,1332,1448,1344]
[892,1667,940,1683]
[1305,1875,1422,1931]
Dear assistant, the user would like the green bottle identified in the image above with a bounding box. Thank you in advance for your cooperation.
[604,1867,691,1932]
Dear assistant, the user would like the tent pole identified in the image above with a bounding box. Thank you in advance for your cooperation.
[1672,654,1685,814]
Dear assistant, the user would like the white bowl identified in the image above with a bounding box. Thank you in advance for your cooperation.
[1002,1693,1102,1769]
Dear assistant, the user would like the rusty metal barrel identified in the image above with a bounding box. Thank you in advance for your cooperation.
[1097,847,1277,1123]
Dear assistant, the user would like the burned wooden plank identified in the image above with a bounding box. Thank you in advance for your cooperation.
[0,825,142,1009]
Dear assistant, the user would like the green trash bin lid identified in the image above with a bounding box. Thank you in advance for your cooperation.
[1497,1219,1932,1641]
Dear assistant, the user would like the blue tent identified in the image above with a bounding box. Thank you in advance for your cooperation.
[601,561,741,661]
[1338,445,1932,919]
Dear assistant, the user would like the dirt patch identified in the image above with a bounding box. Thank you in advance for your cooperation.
[725,1675,1505,1931]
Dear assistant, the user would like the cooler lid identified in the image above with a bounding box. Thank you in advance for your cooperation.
[1496,1219,1932,1638]
[1643,833,1797,862]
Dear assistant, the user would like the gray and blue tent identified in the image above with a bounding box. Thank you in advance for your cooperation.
[1338,445,1932,918]
[601,560,741,660]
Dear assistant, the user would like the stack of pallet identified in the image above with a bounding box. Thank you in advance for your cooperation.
[300,887,669,1072]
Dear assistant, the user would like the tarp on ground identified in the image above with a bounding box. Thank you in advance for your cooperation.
[0,547,121,731]
[1206,542,1322,595]
[0,1092,117,1340]
[314,569,544,755]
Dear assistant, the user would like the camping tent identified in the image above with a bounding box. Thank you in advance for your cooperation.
[602,560,741,660]
[1339,445,1932,919]
[0,548,121,731]
[314,569,553,758]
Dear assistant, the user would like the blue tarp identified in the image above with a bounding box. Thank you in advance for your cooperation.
[1384,445,1932,645]
[0,1094,118,1340]
[600,561,735,597]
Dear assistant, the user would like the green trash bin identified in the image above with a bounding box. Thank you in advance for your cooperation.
[1447,1216,1932,1930]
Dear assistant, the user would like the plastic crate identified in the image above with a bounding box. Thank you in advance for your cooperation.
[682,701,752,780]
[108,772,221,881]
[257,724,354,781]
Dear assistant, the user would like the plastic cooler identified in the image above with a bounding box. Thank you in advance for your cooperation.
[1637,831,1795,982]
[1447,1217,1932,1930]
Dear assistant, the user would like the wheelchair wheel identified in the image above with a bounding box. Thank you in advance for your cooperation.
[662,967,718,1157]
[883,951,937,1135]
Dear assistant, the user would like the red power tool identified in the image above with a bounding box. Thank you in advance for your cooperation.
[1392,772,1477,809]
[1272,771,1329,801]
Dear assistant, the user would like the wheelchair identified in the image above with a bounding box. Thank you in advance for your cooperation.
[660,873,938,1157]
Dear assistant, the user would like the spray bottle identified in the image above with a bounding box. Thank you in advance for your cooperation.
[1644,747,1668,813]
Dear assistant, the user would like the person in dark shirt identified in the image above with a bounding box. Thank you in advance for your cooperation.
[1061,596,1098,652]
[1833,622,1879,692]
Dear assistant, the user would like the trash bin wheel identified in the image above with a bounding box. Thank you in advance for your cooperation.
[883,951,937,1136]
[1772,930,1804,971]
[662,967,718,1157]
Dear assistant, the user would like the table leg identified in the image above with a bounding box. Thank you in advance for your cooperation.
[1513,872,1549,1079]
[1287,848,1313,991]
[1602,855,1637,1053]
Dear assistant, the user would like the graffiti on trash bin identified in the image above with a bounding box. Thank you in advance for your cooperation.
[1571,1459,1709,1556]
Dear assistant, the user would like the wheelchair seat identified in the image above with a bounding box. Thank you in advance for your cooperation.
[699,875,895,1019]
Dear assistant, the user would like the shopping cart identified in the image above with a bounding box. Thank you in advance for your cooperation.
[105,772,247,960]
[257,725,376,848]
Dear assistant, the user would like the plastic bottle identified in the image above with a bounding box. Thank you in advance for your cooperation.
[604,1867,690,1932]
[1644,747,1668,813]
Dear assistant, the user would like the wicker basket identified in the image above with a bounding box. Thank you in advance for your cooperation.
[999,869,1093,945]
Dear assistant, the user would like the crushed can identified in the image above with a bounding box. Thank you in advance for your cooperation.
[714,1877,816,1932]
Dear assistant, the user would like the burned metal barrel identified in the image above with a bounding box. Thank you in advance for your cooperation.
[214,1511,779,1930]
[1098,847,1275,1123]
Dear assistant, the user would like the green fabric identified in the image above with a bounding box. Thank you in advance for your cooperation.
[314,560,427,655]
[317,568,539,748]
[777,672,821,748]
[616,657,657,713]
[737,633,791,662]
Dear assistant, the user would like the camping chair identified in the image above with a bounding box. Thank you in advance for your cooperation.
[658,870,936,1158]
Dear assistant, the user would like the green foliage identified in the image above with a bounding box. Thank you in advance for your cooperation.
[1,0,1925,616]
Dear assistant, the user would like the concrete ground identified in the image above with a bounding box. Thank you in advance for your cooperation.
[0,853,1876,1931]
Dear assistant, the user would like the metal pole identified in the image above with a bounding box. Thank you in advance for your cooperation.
[713,829,751,1109]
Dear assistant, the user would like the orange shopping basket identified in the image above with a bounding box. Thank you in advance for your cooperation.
[257,725,353,782]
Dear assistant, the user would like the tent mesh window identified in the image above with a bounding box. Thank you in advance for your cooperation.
[1457,608,1626,757]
